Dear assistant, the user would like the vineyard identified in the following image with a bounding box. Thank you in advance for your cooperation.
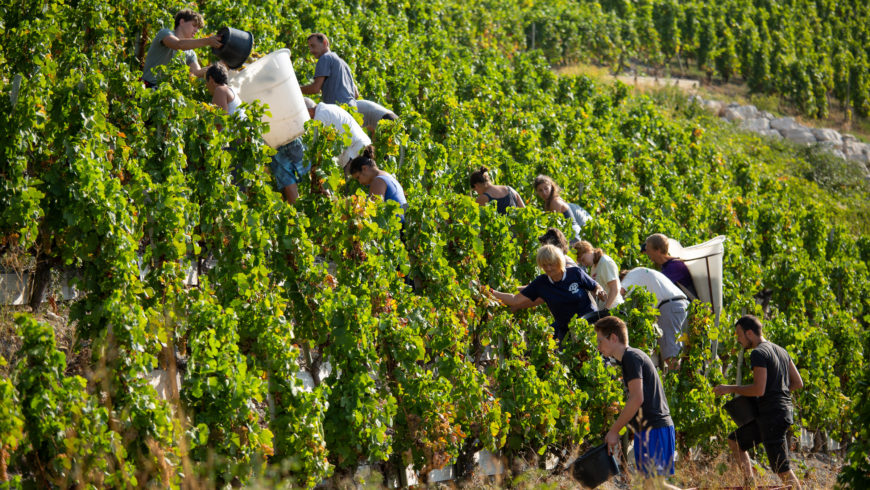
[531,0,870,121]
[1,0,869,488]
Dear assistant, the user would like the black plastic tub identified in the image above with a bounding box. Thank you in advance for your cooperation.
[571,443,620,488]
[581,308,610,325]
[213,27,254,69]
[724,395,758,428]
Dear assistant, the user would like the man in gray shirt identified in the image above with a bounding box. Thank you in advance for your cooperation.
[141,9,222,87]
[300,33,358,106]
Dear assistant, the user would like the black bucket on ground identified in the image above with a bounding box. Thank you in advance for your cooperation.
[724,396,758,428]
[213,27,253,69]
[571,443,620,488]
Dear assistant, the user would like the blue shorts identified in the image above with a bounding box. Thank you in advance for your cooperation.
[634,425,675,476]
[270,138,310,189]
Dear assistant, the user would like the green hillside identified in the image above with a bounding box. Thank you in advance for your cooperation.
[1,0,868,487]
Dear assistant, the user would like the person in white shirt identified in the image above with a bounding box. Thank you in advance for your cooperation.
[304,98,371,168]
[575,240,624,311]
[620,267,690,370]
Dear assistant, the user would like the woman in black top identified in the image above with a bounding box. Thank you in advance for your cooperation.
[469,166,525,214]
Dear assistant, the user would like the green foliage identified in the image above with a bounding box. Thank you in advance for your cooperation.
[838,337,870,488]
[0,0,867,485]
[613,288,661,357]
[11,315,135,487]
[664,302,729,452]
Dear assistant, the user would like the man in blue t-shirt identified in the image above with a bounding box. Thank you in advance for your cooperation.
[300,33,359,106]
[714,315,804,489]
[595,316,679,488]
[491,245,603,342]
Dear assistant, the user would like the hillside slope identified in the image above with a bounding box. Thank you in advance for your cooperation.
[1,0,868,487]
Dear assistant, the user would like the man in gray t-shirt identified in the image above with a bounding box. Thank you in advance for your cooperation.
[300,33,358,106]
[141,9,222,87]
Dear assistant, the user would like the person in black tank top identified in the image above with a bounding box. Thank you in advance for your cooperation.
[469,166,525,214]
[714,315,804,489]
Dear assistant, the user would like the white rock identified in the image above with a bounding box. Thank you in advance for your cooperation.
[811,128,842,144]
[760,111,774,119]
[45,311,63,323]
[757,129,783,139]
[843,141,870,157]
[770,117,801,132]
[0,272,30,306]
[705,100,723,114]
[428,465,454,482]
[476,450,505,476]
[734,105,760,119]
[848,151,870,164]
[842,134,858,143]
[740,118,770,131]
[722,107,744,122]
[829,149,847,160]
[146,368,181,401]
[782,128,817,145]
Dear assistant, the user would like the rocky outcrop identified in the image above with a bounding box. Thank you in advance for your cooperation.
[689,96,870,177]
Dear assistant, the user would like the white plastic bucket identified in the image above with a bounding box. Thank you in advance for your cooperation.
[228,49,309,148]
[668,235,726,326]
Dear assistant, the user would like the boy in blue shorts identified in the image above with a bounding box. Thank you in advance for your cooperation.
[595,316,680,488]
[270,138,310,204]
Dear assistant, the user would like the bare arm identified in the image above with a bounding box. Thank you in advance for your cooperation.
[300,76,326,95]
[788,359,803,392]
[161,34,221,79]
[513,188,526,208]
[475,194,489,206]
[189,60,207,78]
[509,295,544,312]
[369,177,387,199]
[491,289,529,307]
[161,33,222,51]
[714,366,767,397]
[211,85,231,113]
[606,378,643,453]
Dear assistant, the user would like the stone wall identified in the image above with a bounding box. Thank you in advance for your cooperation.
[689,96,870,178]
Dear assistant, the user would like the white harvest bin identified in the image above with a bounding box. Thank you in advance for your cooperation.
[668,235,726,329]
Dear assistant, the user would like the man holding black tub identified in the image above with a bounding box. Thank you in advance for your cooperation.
[714,315,804,489]
[594,316,679,488]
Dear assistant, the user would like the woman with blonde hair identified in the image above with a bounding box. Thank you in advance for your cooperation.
[533,175,591,243]
[491,245,603,343]
[574,240,624,310]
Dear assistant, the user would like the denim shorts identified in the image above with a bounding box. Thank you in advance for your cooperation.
[270,138,310,189]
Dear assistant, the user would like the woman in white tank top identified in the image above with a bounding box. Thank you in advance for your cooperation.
[206,64,245,120]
